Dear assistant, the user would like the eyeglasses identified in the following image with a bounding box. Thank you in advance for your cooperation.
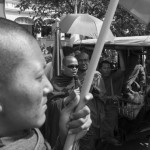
[67,65,79,69]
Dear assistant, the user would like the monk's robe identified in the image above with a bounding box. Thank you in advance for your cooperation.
[51,74,81,96]
[41,74,81,148]
[0,128,62,150]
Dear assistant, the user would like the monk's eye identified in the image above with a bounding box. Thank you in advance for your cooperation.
[36,74,44,82]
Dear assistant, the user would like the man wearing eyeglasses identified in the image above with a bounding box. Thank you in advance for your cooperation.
[51,55,81,95]
[76,51,106,150]
[43,55,82,147]
[62,56,79,78]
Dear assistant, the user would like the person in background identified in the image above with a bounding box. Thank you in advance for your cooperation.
[123,53,146,94]
[51,55,81,96]
[118,52,146,136]
[76,51,106,99]
[98,51,125,146]
[76,51,106,150]
[0,18,92,150]
[43,55,82,147]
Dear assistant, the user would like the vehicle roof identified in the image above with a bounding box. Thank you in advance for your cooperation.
[73,36,150,50]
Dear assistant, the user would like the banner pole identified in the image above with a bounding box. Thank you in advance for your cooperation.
[63,0,120,150]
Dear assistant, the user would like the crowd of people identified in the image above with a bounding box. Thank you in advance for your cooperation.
[0,17,149,150]
[44,46,147,149]
[0,18,92,150]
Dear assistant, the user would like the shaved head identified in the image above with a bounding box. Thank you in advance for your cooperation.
[63,55,77,66]
[0,18,36,84]
[0,18,52,134]
[62,55,78,77]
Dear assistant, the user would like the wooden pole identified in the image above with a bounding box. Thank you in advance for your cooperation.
[63,0,119,150]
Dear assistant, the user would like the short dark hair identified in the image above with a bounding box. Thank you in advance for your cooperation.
[75,51,89,61]
[99,60,111,69]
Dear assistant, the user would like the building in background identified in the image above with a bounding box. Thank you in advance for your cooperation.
[5,0,33,21]
[5,0,72,48]
[5,0,34,34]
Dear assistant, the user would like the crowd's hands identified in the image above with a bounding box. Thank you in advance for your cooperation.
[64,88,80,106]
[59,88,92,146]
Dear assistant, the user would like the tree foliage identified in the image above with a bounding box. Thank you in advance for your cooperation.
[16,0,150,36]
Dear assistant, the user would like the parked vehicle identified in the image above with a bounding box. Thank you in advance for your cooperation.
[72,36,150,149]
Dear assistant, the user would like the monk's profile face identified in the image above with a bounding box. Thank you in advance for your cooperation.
[0,33,53,134]
[63,56,78,77]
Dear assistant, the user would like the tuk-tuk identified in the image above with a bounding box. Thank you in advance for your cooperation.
[72,36,150,149]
